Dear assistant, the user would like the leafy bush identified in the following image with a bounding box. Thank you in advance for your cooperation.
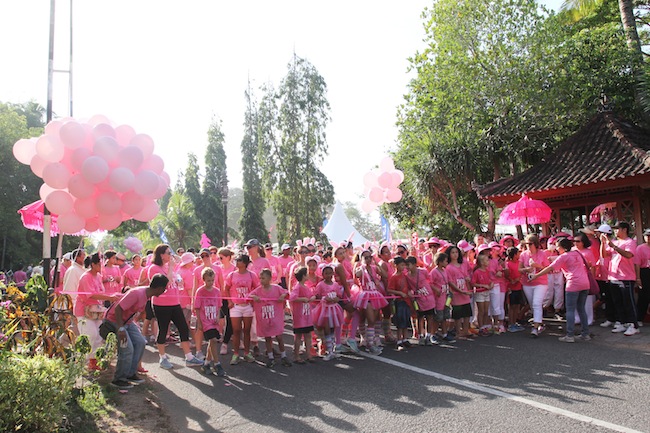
[0,353,81,432]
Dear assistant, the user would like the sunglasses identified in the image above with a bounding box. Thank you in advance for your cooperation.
[210,252,218,255]
[201,254,209,258]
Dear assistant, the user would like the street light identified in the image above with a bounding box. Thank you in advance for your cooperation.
[221,174,228,246]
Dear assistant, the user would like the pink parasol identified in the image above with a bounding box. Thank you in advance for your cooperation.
[17,200,89,237]
[589,202,616,223]
[498,194,551,226]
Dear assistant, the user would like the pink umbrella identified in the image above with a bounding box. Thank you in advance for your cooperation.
[17,200,89,237]
[589,202,616,223]
[498,194,551,226]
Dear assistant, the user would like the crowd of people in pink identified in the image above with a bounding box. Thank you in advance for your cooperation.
[47,221,648,389]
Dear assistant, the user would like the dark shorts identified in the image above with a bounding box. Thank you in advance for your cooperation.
[452,303,472,320]
[203,328,222,341]
[392,301,412,329]
[294,326,314,334]
[434,308,451,322]
[145,300,154,320]
[509,290,525,305]
[417,308,435,318]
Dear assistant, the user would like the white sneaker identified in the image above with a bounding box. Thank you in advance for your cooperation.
[220,344,228,355]
[195,351,205,361]
[322,352,336,361]
[600,320,613,328]
[612,324,628,333]
[624,325,640,336]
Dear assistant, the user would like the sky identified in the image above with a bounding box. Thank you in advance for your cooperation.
[0,0,564,211]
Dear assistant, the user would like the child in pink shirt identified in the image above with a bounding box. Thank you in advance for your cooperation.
[471,254,493,336]
[289,266,316,363]
[194,267,226,377]
[313,265,345,361]
[429,252,453,343]
[249,269,291,367]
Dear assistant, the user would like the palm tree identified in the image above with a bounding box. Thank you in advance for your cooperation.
[157,192,201,250]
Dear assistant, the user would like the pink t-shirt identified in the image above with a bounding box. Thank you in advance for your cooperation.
[428,267,449,310]
[445,264,471,305]
[635,243,650,269]
[315,280,344,303]
[249,284,287,338]
[148,264,181,307]
[123,266,142,288]
[488,257,508,292]
[576,248,596,268]
[405,269,435,311]
[277,255,295,278]
[106,286,147,324]
[74,271,103,317]
[249,257,271,276]
[289,282,314,329]
[102,266,122,294]
[607,238,637,281]
[471,268,491,293]
[551,252,589,292]
[194,285,222,332]
[520,250,550,286]
[225,270,260,305]
[505,261,523,291]
[177,266,194,308]
[266,255,282,284]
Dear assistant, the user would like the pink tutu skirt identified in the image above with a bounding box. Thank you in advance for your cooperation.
[350,285,388,310]
[314,302,344,329]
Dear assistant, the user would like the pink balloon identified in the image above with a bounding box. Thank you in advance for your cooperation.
[130,134,154,159]
[13,139,37,165]
[391,169,404,185]
[134,170,159,196]
[71,147,92,172]
[369,187,384,203]
[92,123,116,140]
[133,200,159,222]
[44,120,63,136]
[68,173,95,199]
[379,157,395,172]
[141,154,164,174]
[30,155,48,178]
[121,212,132,222]
[115,124,136,147]
[87,114,112,127]
[385,188,403,203]
[363,171,378,188]
[42,162,71,189]
[361,199,378,214]
[121,191,145,215]
[84,217,100,232]
[377,172,393,189]
[81,156,110,184]
[96,191,122,215]
[74,196,98,219]
[160,171,170,186]
[118,146,144,172]
[57,212,85,234]
[97,212,122,231]
[45,190,74,215]
[150,176,169,199]
[108,167,135,192]
[93,136,119,164]
[59,121,86,150]
[39,183,58,202]
[35,135,64,163]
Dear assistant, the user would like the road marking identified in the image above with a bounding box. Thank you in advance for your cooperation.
[360,353,644,433]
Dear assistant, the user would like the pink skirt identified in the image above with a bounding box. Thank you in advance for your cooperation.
[314,302,344,329]
[350,285,388,310]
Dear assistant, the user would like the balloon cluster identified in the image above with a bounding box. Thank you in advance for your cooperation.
[361,157,404,213]
[124,236,144,254]
[12,115,168,234]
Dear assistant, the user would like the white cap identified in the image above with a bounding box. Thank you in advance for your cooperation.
[62,252,72,261]
[596,224,612,234]
[281,243,291,250]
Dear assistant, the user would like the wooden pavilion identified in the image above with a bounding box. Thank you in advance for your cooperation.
[477,109,650,240]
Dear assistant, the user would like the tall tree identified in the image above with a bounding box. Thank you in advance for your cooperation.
[238,82,269,243]
[258,55,335,242]
[201,119,227,246]
[183,153,202,211]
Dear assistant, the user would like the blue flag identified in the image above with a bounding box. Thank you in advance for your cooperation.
[158,225,169,244]
[380,215,392,243]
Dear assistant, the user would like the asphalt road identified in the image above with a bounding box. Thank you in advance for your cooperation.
[139,322,650,433]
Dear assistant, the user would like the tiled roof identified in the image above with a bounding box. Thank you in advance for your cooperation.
[478,112,650,200]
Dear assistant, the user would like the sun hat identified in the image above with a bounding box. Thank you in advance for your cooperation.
[180,252,196,266]
[477,244,492,254]
[427,237,441,246]
[499,235,519,247]
[457,240,474,252]
[488,241,502,249]
[596,224,612,234]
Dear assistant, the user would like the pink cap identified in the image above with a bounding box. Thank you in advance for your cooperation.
[477,244,492,254]
[457,240,474,252]
[427,237,441,245]
[488,241,502,249]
